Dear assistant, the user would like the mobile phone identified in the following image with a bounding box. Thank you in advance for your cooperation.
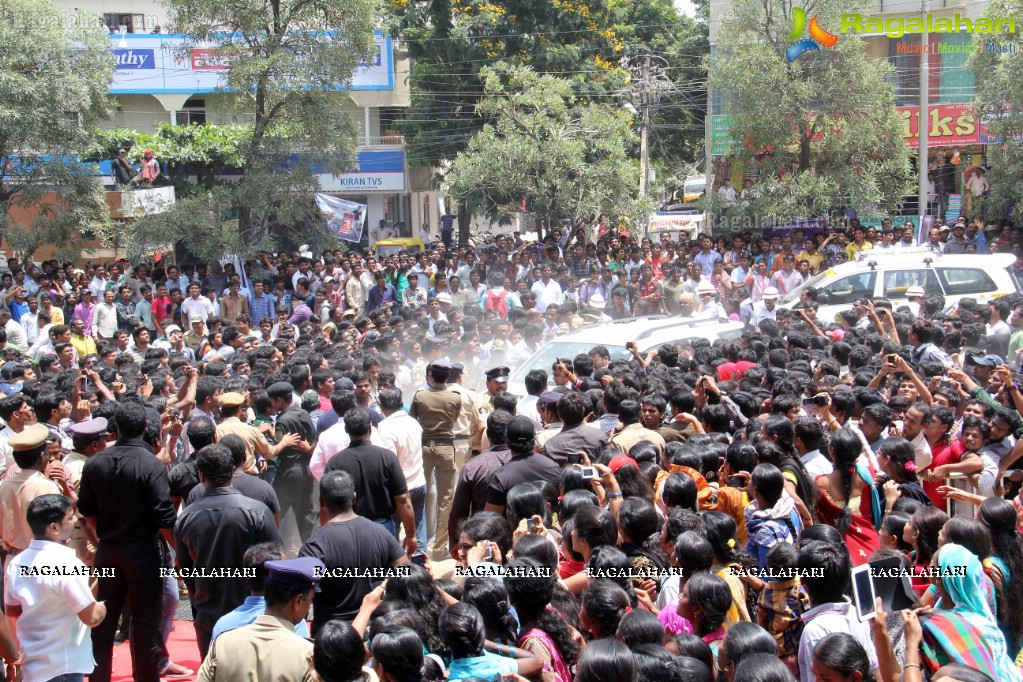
[727,475,744,488]
[567,452,582,465]
[814,395,830,406]
[527,518,538,533]
[938,378,955,390]
[580,466,599,480]
[411,552,427,566]
[851,563,876,622]
[481,542,493,562]
[802,397,816,407]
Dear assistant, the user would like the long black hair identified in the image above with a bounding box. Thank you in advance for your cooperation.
[503,558,581,666]
[383,564,446,653]
[828,427,862,536]
[700,510,756,570]
[575,639,637,682]
[812,633,871,680]
[314,620,367,682]
[463,577,518,645]
[369,625,426,682]
[910,506,949,565]
[733,653,796,682]
[616,609,665,648]
[980,497,1023,652]
[587,545,638,607]
[581,579,631,640]
[686,571,731,637]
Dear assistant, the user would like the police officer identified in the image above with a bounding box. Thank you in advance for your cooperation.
[409,362,460,561]
[446,363,476,470]
[470,367,509,455]
[64,418,108,567]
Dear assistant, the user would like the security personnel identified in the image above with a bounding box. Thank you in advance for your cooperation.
[266,382,317,543]
[0,424,61,558]
[534,392,564,452]
[409,361,460,561]
[446,363,476,469]
[197,557,323,682]
[470,366,509,455]
[65,418,108,567]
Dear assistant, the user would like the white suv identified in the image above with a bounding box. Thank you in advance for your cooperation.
[505,317,744,398]
[775,249,1020,322]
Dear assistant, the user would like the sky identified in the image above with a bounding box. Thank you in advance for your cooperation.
[676,0,698,17]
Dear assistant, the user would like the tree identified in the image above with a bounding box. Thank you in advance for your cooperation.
[969,0,1023,223]
[389,0,705,240]
[710,0,912,230]
[132,0,380,255]
[445,64,652,235]
[0,1,114,259]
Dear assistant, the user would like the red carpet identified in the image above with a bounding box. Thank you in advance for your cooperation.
[111,621,201,682]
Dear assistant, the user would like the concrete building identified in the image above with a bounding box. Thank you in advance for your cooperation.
[708,0,994,220]
[52,0,444,248]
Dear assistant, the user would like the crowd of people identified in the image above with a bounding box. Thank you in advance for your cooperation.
[0,217,1020,682]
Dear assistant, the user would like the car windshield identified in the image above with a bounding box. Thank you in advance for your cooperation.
[507,342,630,385]
[779,271,827,305]
[376,246,402,258]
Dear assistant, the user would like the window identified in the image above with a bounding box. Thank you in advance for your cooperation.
[175,97,206,126]
[936,268,997,296]
[819,272,876,305]
[882,269,941,299]
[104,13,146,33]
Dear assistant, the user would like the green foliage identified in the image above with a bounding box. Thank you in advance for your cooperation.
[88,124,250,195]
[129,0,381,255]
[710,0,912,228]
[445,64,653,231]
[969,0,1023,224]
[389,0,707,172]
[0,0,114,258]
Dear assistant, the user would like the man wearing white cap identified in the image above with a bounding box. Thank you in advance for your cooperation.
[583,292,612,324]
[905,285,926,317]
[693,281,724,320]
[750,287,780,329]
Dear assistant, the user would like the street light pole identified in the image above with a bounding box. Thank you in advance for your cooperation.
[918,0,930,224]
[640,55,651,196]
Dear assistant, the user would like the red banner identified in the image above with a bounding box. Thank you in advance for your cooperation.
[898,104,978,147]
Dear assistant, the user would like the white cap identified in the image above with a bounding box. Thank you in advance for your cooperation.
[588,293,606,309]
[762,287,780,300]
[696,280,716,295]
[906,286,925,298]
[434,292,452,304]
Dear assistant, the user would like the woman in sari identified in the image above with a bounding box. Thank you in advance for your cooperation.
[505,557,581,682]
[813,428,881,566]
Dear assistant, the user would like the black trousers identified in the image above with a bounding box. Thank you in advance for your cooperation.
[89,540,165,682]
[273,464,317,542]
[193,610,216,661]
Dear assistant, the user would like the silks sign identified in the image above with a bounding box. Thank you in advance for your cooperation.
[898,104,979,147]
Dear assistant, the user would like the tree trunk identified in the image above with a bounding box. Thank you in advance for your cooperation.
[457,198,469,247]
[800,128,811,173]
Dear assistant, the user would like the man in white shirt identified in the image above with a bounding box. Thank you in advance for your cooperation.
[749,287,780,329]
[798,543,878,682]
[180,283,215,327]
[5,494,106,682]
[309,398,384,480]
[717,179,736,202]
[88,265,110,300]
[376,388,427,551]
[530,265,563,313]
[19,298,39,346]
[795,416,832,477]
[93,290,119,342]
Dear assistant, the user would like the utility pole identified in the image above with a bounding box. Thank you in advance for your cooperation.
[640,55,651,196]
[918,0,930,225]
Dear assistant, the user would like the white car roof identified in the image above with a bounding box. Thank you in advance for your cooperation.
[541,316,743,347]
[844,249,1016,269]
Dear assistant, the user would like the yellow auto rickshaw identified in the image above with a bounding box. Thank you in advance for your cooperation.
[372,238,425,259]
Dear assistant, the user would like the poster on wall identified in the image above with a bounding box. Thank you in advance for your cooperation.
[316,193,366,243]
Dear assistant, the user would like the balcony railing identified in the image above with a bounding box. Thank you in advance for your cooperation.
[361,134,405,148]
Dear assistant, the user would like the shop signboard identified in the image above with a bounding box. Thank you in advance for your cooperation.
[109,31,394,93]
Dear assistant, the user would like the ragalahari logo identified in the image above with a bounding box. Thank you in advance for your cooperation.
[786,8,839,62]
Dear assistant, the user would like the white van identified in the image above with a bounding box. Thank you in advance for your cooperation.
[506,317,744,398]
[776,250,1020,322]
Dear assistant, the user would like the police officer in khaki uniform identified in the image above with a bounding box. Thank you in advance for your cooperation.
[446,363,476,470]
[64,418,108,567]
[470,367,509,455]
[409,361,461,560]
[0,424,62,560]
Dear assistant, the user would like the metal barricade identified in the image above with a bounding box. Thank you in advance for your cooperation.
[944,472,980,517]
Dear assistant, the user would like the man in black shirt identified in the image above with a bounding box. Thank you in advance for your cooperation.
[299,470,409,631]
[78,402,177,682]
[484,415,562,516]
[267,381,317,542]
[184,435,281,524]
[323,408,417,555]
[175,443,280,658]
[168,415,215,507]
